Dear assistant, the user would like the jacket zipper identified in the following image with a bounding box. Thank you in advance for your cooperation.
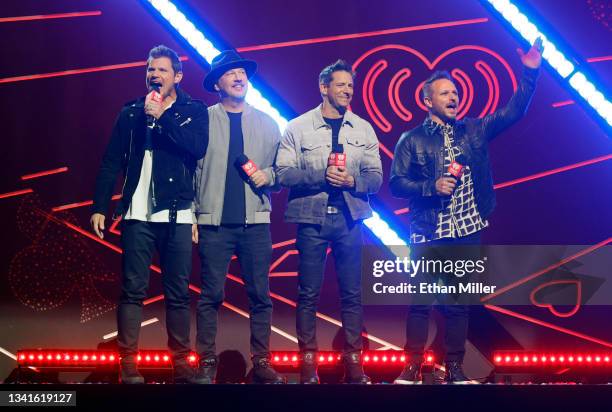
[120,129,134,198]
[151,150,157,208]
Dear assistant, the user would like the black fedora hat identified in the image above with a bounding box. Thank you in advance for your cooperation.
[203,50,257,92]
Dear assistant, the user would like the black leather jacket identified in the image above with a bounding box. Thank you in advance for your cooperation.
[93,87,208,219]
[389,67,538,238]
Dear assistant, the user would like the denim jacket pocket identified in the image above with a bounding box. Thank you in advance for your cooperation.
[301,140,329,171]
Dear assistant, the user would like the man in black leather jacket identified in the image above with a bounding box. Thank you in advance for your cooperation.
[90,45,208,384]
[390,38,543,384]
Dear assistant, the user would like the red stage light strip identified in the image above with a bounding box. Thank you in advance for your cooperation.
[59,218,123,254]
[0,57,188,85]
[0,188,33,199]
[51,194,122,212]
[21,167,68,180]
[392,155,610,215]
[493,351,612,366]
[586,55,612,63]
[0,11,101,23]
[481,237,611,303]
[492,154,612,190]
[551,100,575,108]
[270,351,435,366]
[109,217,122,235]
[485,304,612,348]
[236,18,489,52]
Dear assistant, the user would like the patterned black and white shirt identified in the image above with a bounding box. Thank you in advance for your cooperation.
[411,118,488,243]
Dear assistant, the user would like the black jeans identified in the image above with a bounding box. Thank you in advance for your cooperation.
[118,220,192,361]
[296,211,363,354]
[196,224,273,360]
[405,231,481,363]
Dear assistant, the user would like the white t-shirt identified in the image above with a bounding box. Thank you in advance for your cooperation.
[123,150,194,224]
[124,101,193,224]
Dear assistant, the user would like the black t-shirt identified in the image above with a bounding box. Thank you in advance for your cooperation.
[323,116,346,209]
[221,112,246,224]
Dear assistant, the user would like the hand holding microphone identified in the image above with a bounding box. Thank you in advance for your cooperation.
[436,153,466,196]
[326,145,354,188]
[145,84,163,124]
[235,154,269,188]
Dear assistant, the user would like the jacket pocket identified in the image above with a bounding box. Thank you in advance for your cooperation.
[301,141,329,171]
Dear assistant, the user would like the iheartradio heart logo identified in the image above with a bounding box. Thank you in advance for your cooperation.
[529,279,582,318]
[351,45,519,132]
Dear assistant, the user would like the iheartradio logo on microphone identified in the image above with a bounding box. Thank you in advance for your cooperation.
[328,153,347,167]
[447,161,464,179]
[148,90,162,103]
[241,160,258,177]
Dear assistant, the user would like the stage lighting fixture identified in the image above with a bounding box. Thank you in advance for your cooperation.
[484,0,611,127]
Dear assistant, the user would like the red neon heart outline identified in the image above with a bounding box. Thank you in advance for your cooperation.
[352,44,517,133]
[529,279,582,318]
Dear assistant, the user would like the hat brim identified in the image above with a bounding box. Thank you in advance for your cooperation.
[203,60,257,92]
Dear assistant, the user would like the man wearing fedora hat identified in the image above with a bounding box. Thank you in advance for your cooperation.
[193,50,285,384]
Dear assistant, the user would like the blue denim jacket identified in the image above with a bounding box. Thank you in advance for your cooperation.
[275,105,382,225]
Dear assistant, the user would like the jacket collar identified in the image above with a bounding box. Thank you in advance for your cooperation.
[213,101,253,117]
[423,115,465,136]
[312,104,355,130]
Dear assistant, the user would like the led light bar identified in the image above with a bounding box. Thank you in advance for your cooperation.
[16,349,198,368]
[143,0,410,249]
[493,351,612,367]
[270,350,435,367]
[483,0,611,127]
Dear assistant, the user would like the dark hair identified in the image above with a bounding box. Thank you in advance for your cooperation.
[147,45,182,74]
[422,70,455,99]
[319,59,356,86]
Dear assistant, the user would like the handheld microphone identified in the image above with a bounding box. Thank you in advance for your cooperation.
[444,153,466,181]
[146,84,162,129]
[235,154,258,177]
[328,144,346,168]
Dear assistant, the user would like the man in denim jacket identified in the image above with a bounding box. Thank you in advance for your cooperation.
[275,60,382,384]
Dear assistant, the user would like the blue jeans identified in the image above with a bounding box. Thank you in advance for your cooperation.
[196,224,273,360]
[296,212,364,354]
[118,220,192,361]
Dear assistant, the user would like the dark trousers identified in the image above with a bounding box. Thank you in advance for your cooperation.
[405,231,481,363]
[296,212,363,354]
[196,224,273,360]
[118,220,192,361]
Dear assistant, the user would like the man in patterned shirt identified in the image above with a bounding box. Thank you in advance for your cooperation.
[389,38,543,384]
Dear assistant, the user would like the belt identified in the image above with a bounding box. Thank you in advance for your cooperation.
[326,206,340,214]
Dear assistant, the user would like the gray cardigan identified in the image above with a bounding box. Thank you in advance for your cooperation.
[194,103,281,226]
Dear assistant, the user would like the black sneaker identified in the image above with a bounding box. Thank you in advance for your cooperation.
[394,362,422,384]
[444,361,479,384]
[119,357,145,384]
[173,358,196,384]
[342,352,371,384]
[194,356,218,384]
[252,358,287,384]
[299,351,319,384]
